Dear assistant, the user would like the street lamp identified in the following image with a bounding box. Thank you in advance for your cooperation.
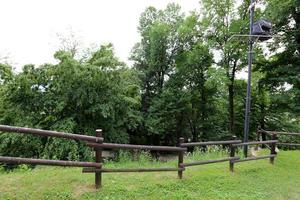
[229,0,273,157]
[243,0,273,157]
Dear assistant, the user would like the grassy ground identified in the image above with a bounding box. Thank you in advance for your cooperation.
[0,150,299,200]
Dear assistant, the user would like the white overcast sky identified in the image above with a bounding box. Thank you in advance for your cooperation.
[0,0,200,70]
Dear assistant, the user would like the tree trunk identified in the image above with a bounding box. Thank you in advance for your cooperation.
[260,103,267,142]
[228,82,235,134]
[228,59,237,135]
[258,82,267,142]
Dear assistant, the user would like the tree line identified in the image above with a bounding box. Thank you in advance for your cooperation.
[0,0,299,161]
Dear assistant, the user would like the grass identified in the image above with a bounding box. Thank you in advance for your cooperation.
[0,150,300,200]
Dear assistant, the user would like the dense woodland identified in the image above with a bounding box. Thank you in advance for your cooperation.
[0,0,299,161]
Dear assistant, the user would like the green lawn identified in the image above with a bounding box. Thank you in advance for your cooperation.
[0,150,299,200]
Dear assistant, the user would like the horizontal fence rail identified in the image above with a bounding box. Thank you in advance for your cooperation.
[259,130,300,136]
[0,125,282,189]
[180,137,243,173]
[232,140,278,147]
[181,140,242,147]
[0,125,103,143]
[229,137,277,171]
[87,142,187,152]
[258,129,300,149]
[82,167,184,173]
[183,157,240,167]
[232,155,276,163]
[0,156,102,168]
[277,143,300,146]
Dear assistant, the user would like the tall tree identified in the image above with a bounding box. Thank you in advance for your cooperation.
[131,4,186,145]
[201,0,248,135]
[175,43,214,141]
[132,4,220,144]
[260,0,300,114]
[0,44,141,160]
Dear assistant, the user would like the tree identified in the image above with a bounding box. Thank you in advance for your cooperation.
[201,0,248,135]
[132,4,222,144]
[0,64,13,85]
[260,0,300,114]
[56,28,82,58]
[0,44,141,160]
[131,4,187,145]
[175,44,214,141]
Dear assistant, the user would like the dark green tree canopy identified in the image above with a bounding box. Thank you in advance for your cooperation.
[1,0,300,161]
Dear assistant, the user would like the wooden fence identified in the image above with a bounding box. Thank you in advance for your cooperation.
[0,125,278,189]
[178,136,277,173]
[258,129,300,148]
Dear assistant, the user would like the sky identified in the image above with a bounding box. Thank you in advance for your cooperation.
[0,0,200,70]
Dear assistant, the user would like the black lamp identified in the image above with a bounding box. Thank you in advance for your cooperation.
[252,19,272,41]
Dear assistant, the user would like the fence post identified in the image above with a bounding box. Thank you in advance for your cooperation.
[178,137,184,179]
[95,129,103,189]
[255,129,260,150]
[229,135,237,172]
[270,133,277,164]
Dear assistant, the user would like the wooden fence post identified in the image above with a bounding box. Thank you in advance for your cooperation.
[95,129,103,189]
[178,137,184,179]
[229,136,237,172]
[270,133,277,164]
[255,129,260,150]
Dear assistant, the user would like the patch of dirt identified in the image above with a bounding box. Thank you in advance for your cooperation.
[72,184,97,198]
[250,147,260,157]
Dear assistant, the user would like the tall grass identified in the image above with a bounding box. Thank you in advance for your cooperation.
[0,146,269,173]
[103,146,232,169]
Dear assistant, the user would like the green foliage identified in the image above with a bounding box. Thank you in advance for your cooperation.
[0,44,141,161]
[259,0,300,108]
[250,0,300,140]
[201,0,249,135]
[0,64,13,84]
[132,3,229,144]
[1,1,300,161]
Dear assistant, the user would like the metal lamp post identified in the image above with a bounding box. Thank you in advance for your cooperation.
[228,1,273,158]
[243,0,255,157]
[243,1,273,157]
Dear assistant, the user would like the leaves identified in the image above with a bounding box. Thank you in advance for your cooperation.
[1,1,300,161]
[0,44,141,160]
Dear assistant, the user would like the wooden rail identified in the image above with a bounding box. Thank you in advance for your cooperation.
[0,125,104,189]
[181,140,242,147]
[82,167,184,173]
[87,142,187,152]
[258,129,300,149]
[0,156,101,168]
[0,125,282,189]
[230,138,277,170]
[181,137,242,174]
[0,125,103,143]
[277,143,300,147]
[0,125,187,188]
[87,137,187,187]
[259,130,300,136]
[232,155,276,163]
[232,140,278,147]
[183,157,240,167]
